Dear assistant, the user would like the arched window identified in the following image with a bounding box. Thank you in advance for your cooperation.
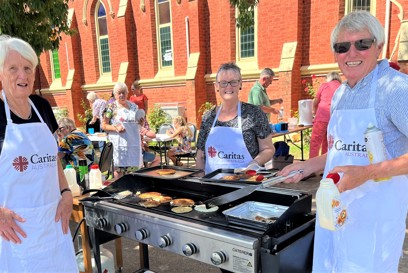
[156,0,173,68]
[96,1,111,74]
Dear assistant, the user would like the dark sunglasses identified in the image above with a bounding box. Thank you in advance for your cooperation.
[333,38,376,54]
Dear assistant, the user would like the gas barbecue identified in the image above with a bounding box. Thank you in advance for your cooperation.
[82,167,315,273]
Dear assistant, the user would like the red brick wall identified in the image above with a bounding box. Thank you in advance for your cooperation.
[34,0,405,127]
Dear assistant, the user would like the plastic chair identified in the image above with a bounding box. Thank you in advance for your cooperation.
[158,123,174,134]
[98,142,114,178]
[175,123,198,166]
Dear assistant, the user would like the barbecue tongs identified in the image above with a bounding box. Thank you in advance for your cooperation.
[204,170,303,208]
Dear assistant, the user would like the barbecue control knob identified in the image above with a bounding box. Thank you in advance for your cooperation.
[158,234,172,248]
[182,243,198,256]
[211,251,228,265]
[96,218,108,228]
[135,228,150,241]
[114,223,128,235]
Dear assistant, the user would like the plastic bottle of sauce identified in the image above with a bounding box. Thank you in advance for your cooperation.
[64,165,81,197]
[89,164,103,189]
[316,176,347,231]
[364,123,390,182]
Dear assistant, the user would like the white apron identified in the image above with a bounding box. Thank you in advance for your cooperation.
[205,102,252,174]
[108,103,142,168]
[313,67,408,273]
[0,92,77,272]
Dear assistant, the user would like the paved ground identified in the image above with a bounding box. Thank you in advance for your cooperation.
[71,160,408,273]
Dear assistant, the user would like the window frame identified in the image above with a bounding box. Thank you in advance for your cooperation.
[345,0,376,14]
[95,1,112,75]
[236,7,258,70]
[155,0,174,70]
[50,49,61,81]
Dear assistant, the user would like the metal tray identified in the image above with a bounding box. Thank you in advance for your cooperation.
[133,166,202,180]
[222,201,289,230]
[202,168,277,184]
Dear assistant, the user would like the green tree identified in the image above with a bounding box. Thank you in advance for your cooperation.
[229,0,259,31]
[0,0,75,56]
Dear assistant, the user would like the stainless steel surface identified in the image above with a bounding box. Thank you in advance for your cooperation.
[84,201,261,273]
[223,202,289,230]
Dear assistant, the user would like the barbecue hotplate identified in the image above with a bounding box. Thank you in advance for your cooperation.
[87,169,313,240]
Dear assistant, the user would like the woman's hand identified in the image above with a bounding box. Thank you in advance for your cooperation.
[0,207,26,244]
[55,192,73,234]
[114,124,125,133]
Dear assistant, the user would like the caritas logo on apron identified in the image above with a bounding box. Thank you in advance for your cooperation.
[207,146,246,162]
[12,153,57,173]
[328,134,367,158]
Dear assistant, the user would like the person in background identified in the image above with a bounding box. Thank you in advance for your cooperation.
[136,109,160,167]
[130,81,148,113]
[0,35,77,271]
[196,63,275,174]
[280,11,408,272]
[57,117,94,168]
[389,61,400,71]
[309,72,342,158]
[248,68,283,120]
[166,116,193,166]
[86,91,107,127]
[107,90,115,104]
[102,82,143,178]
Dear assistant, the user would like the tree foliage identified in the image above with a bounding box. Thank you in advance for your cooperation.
[229,0,259,31]
[0,0,75,56]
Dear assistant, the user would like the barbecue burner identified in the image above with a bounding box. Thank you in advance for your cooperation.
[82,167,315,273]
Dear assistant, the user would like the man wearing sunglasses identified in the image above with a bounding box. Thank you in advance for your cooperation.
[280,11,408,272]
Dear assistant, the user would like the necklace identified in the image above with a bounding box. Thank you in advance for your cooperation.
[10,106,32,120]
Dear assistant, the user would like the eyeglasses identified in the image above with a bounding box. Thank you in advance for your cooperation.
[333,38,376,54]
[57,127,65,132]
[218,80,240,88]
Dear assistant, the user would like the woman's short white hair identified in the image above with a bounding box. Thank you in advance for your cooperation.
[113,82,128,94]
[0,35,38,73]
[58,117,76,131]
[86,92,98,102]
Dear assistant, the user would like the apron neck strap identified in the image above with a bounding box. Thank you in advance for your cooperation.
[212,102,242,128]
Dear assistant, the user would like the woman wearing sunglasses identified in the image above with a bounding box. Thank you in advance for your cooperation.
[280,11,408,272]
[195,62,274,174]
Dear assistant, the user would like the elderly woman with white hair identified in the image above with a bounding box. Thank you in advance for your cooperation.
[102,82,143,178]
[56,117,94,168]
[86,91,107,127]
[0,35,77,271]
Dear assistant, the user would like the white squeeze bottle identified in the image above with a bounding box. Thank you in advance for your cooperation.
[64,165,81,197]
[316,175,347,231]
[89,164,103,189]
